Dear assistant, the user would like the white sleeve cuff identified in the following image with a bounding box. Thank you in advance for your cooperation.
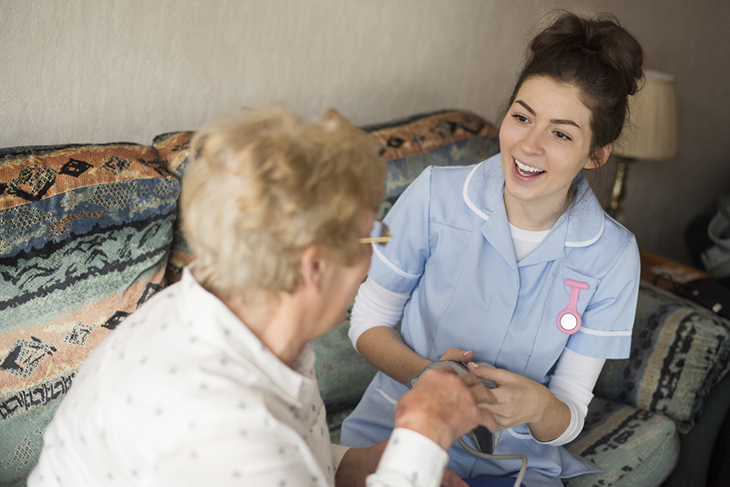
[367,428,448,487]
[331,443,350,472]
[534,397,584,446]
[348,278,410,352]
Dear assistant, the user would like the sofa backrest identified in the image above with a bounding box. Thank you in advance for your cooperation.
[152,109,501,284]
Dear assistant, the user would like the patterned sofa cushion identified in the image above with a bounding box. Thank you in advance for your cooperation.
[152,131,194,180]
[594,283,730,433]
[0,143,178,486]
[362,109,500,216]
[152,132,195,284]
[151,110,500,283]
[564,397,680,487]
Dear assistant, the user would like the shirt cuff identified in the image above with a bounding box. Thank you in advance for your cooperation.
[368,428,448,487]
[331,443,350,471]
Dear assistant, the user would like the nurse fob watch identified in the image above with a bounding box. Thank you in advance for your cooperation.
[557,279,589,334]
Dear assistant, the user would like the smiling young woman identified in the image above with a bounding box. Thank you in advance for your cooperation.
[500,76,610,231]
[341,11,645,487]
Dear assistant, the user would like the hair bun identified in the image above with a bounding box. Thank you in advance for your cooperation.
[530,11,644,97]
[507,11,645,159]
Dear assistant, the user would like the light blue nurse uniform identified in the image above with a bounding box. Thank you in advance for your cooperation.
[340,155,641,486]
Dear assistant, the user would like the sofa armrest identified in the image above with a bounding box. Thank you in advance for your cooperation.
[564,397,679,487]
[593,282,730,433]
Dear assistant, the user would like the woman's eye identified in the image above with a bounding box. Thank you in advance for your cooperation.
[554,131,572,141]
[511,114,529,123]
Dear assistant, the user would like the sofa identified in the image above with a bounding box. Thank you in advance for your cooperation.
[1,110,729,487]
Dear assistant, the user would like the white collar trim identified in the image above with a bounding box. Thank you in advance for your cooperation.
[565,212,605,247]
[461,156,605,247]
[463,162,490,221]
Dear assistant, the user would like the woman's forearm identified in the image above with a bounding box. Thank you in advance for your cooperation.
[526,388,572,442]
[356,327,431,385]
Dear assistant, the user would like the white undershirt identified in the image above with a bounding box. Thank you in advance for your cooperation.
[349,278,605,445]
[508,223,551,262]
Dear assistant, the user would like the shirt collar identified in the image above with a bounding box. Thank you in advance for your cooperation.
[179,267,315,407]
[463,155,605,264]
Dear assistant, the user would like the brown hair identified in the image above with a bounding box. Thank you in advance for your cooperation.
[507,11,644,164]
[181,105,385,299]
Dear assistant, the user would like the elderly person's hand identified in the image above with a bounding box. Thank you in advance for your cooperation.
[395,367,497,451]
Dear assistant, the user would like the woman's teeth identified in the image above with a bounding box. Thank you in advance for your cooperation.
[515,159,545,177]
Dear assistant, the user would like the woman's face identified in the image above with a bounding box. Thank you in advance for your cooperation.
[499,76,606,228]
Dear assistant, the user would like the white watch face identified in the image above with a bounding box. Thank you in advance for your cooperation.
[560,313,578,331]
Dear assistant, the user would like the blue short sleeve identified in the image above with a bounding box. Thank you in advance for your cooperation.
[566,236,641,359]
[368,167,433,294]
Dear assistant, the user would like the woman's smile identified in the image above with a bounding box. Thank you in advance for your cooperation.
[513,157,546,178]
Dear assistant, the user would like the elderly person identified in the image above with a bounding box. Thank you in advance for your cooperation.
[28,106,495,487]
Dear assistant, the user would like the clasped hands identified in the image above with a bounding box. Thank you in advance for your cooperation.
[436,348,556,434]
[338,348,562,487]
[339,367,496,487]
[395,346,556,452]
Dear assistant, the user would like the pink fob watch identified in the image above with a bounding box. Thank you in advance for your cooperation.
[557,279,589,335]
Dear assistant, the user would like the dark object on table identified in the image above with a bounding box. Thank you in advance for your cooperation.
[653,275,730,320]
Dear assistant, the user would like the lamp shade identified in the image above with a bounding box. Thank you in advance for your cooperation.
[613,70,678,160]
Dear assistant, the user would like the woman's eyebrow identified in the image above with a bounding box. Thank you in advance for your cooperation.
[515,100,582,130]
[516,100,536,116]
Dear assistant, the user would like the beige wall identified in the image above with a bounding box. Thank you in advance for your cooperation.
[3,0,729,264]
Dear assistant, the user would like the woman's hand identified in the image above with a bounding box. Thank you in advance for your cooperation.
[439,347,474,363]
[467,362,570,442]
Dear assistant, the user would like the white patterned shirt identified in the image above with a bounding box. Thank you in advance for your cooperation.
[29,268,447,487]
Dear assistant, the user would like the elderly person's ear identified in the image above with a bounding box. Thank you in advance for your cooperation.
[299,246,326,291]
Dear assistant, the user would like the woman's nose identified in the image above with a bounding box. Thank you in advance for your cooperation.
[519,128,543,156]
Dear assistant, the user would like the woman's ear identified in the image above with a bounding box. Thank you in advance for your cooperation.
[587,144,612,168]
